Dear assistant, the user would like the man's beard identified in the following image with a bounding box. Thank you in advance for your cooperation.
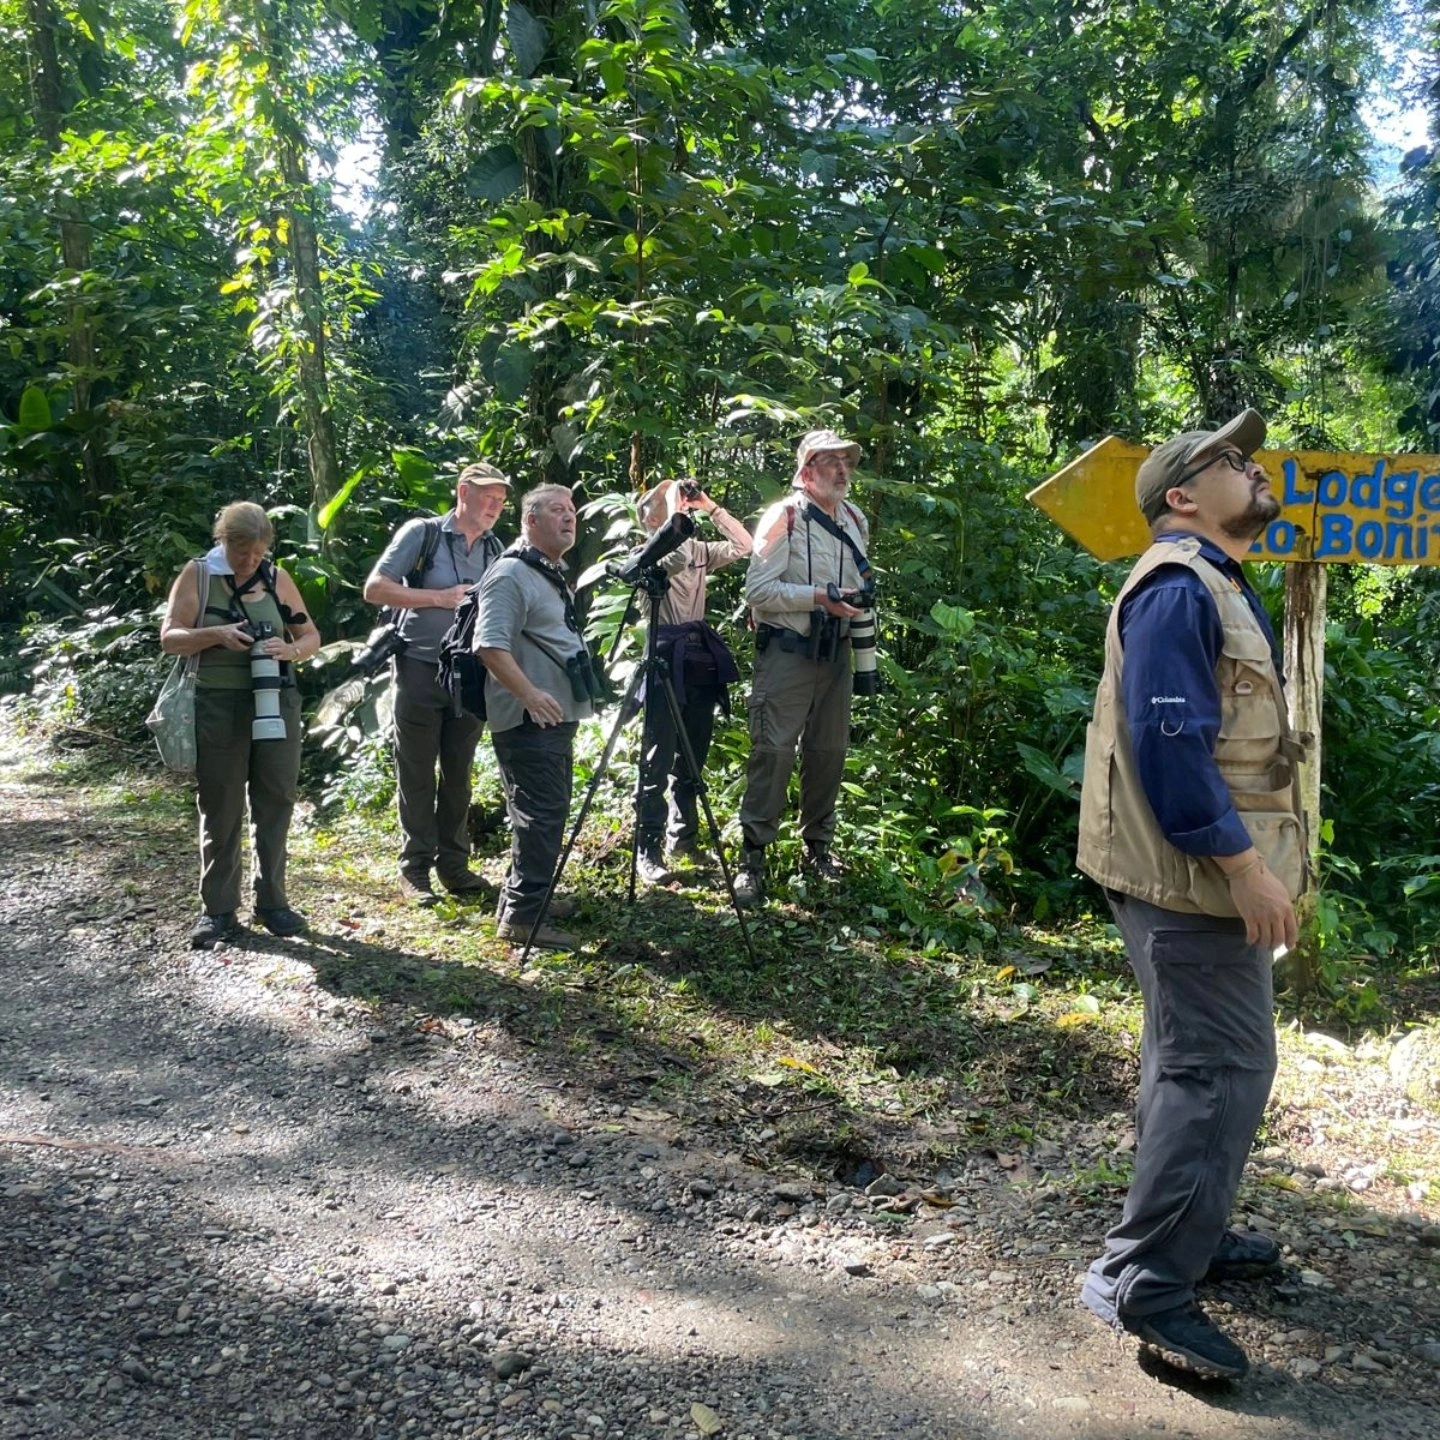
[1221,487,1282,541]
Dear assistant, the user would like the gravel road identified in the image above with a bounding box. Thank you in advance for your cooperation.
[3,733,1439,1439]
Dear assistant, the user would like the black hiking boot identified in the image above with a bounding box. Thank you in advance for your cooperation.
[1121,1301,1249,1380]
[255,906,307,938]
[1204,1228,1282,1281]
[190,912,241,949]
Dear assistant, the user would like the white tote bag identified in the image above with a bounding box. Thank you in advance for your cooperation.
[145,560,210,775]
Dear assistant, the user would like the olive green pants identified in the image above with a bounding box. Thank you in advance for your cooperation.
[194,687,303,915]
[739,640,852,852]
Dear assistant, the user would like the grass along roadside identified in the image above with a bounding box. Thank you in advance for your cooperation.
[9,721,1440,1236]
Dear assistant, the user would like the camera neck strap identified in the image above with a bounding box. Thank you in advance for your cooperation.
[511,545,585,643]
[802,501,872,584]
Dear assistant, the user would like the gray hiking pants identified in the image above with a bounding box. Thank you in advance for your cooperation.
[1081,891,1278,1322]
[491,720,576,928]
[739,640,852,853]
[393,655,484,882]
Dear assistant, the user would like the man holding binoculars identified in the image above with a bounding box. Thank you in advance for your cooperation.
[474,484,598,950]
[735,429,875,908]
[633,476,752,883]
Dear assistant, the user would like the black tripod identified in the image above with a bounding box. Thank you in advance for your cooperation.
[518,564,759,967]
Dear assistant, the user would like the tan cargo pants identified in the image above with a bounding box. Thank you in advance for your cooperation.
[739,639,851,852]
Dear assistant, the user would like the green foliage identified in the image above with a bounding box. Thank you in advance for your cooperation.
[3,0,1438,1008]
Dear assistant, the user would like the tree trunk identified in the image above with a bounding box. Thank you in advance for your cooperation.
[277,137,344,520]
[26,0,107,505]
[248,0,343,523]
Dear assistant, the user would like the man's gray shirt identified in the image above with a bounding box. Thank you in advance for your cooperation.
[371,512,502,663]
[475,551,595,734]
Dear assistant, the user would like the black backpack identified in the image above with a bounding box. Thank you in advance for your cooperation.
[437,580,489,718]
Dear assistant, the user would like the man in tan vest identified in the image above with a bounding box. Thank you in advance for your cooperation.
[1076,408,1307,1380]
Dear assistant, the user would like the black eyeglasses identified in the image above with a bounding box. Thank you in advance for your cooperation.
[1176,449,1248,487]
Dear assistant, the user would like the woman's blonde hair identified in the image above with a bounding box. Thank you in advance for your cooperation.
[213,501,274,548]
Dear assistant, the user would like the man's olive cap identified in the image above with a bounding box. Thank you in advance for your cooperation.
[1135,409,1267,522]
[458,460,512,489]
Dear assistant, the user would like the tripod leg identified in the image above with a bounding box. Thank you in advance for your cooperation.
[655,668,759,967]
[518,662,646,967]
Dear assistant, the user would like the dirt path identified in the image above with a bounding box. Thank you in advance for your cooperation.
[2,729,1438,1440]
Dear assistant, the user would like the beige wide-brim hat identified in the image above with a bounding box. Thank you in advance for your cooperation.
[792,428,863,486]
[458,460,513,489]
[1135,409,1266,522]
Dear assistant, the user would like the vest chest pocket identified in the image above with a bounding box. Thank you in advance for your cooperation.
[1215,629,1281,767]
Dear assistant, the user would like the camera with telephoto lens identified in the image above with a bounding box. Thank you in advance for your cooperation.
[825,581,880,695]
[245,620,289,741]
[351,620,407,678]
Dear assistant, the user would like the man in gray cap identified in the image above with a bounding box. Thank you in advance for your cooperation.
[1076,408,1307,1380]
[364,462,510,904]
[734,429,872,907]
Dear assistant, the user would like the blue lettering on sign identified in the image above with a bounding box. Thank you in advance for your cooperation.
[1314,513,1352,558]
[1281,458,1315,506]
[1386,523,1414,561]
[1352,460,1385,509]
[1265,520,1297,556]
[1275,458,1438,562]
[1385,469,1417,519]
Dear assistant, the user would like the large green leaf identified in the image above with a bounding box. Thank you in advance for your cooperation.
[507,3,549,79]
[316,461,371,531]
[17,387,52,433]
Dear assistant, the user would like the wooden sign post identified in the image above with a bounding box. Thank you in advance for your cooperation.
[1028,439,1440,983]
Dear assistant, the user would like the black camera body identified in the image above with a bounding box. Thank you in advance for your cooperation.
[825,580,876,611]
[351,622,408,677]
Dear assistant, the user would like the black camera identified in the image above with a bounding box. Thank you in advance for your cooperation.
[676,480,702,502]
[826,580,876,611]
[351,622,408,678]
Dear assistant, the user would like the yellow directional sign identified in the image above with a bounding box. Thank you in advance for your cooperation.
[1027,436,1440,564]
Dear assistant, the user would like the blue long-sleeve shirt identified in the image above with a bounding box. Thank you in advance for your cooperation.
[1117,534,1284,858]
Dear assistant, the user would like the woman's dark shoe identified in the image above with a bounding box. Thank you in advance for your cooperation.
[255,906,307,938]
[190,912,241,949]
[437,869,497,901]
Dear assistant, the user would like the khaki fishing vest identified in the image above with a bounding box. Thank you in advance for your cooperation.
[1076,537,1309,916]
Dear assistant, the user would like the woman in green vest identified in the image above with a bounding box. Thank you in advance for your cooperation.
[160,502,321,948]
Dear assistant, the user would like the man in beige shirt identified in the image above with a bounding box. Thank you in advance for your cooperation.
[634,479,752,882]
[735,429,871,906]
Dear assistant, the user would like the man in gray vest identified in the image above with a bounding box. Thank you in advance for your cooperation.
[735,429,871,907]
[364,463,509,904]
[1076,408,1306,1380]
[474,484,595,951]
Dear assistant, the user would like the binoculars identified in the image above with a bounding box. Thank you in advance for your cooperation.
[566,649,608,704]
[807,581,880,693]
